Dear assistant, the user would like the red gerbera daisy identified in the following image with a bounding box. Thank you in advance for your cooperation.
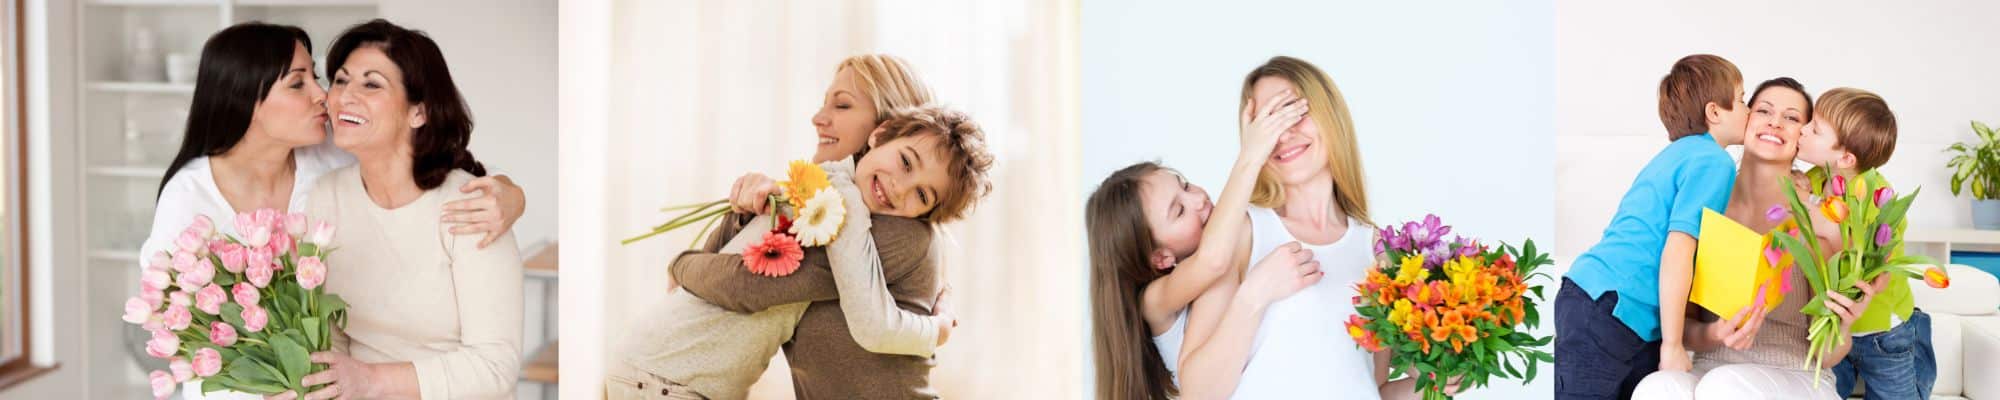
[745,232,805,277]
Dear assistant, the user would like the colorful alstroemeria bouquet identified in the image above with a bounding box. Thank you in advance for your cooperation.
[123,209,346,399]
[1345,215,1555,400]
[623,160,847,277]
[1769,171,1948,376]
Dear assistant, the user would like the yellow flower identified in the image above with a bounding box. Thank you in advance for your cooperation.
[1394,255,1430,285]
[1388,299,1415,326]
[789,187,846,247]
[784,160,831,211]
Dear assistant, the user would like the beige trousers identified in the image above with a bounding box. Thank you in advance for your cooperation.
[603,361,709,400]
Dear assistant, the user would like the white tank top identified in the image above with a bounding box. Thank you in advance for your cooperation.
[1152,310,1188,384]
[1231,206,1378,399]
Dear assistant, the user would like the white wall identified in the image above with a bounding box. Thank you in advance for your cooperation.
[380,0,558,248]
[1081,0,1556,398]
[1553,0,2000,272]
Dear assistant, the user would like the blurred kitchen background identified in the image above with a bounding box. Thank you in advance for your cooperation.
[0,0,558,398]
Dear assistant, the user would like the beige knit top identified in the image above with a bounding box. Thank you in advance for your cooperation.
[1693,264,1831,381]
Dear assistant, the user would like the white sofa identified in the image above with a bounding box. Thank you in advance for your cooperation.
[1850,264,2000,399]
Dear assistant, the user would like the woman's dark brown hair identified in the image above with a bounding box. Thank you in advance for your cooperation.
[1088,161,1176,400]
[160,22,311,198]
[327,19,486,190]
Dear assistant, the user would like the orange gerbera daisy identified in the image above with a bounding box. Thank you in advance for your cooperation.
[783,160,831,210]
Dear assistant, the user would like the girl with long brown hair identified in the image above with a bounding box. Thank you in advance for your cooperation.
[1088,60,1316,399]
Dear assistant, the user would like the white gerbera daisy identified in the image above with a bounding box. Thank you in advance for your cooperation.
[790,187,846,247]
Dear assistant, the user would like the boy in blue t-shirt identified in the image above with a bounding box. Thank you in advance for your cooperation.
[1554,54,1749,400]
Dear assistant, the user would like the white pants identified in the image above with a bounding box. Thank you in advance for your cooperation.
[1633,364,1839,400]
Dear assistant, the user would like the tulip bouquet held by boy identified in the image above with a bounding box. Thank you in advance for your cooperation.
[608,107,994,400]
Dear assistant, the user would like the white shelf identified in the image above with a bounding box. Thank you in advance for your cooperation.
[89,249,142,263]
[85,0,222,7]
[236,0,376,6]
[86,165,168,178]
[86,81,195,94]
[1907,229,2000,246]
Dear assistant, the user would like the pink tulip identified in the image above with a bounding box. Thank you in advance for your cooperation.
[271,231,295,256]
[140,268,171,296]
[162,304,192,331]
[1875,187,1895,208]
[148,252,173,272]
[296,256,326,290]
[168,357,193,382]
[124,297,154,324]
[210,321,238,346]
[148,370,175,400]
[145,328,179,359]
[142,314,163,332]
[175,259,213,289]
[215,243,246,273]
[139,287,164,309]
[285,212,309,237]
[246,246,273,275]
[170,250,197,274]
[232,283,260,307]
[191,348,221,377]
[169,291,191,307]
[308,220,337,245]
[194,284,225,315]
[190,214,215,239]
[1828,175,1848,197]
[240,305,268,333]
[174,227,205,255]
[245,263,273,288]
[235,209,276,248]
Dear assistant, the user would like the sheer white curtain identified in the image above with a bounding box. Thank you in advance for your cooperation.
[597,1,1081,398]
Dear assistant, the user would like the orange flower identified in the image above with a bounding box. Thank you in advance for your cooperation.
[1820,198,1849,224]
[1501,298,1526,325]
[783,160,831,211]
[1347,314,1385,352]
[1432,309,1479,353]
[1925,266,1952,288]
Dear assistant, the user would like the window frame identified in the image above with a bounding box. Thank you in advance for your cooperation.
[0,0,44,389]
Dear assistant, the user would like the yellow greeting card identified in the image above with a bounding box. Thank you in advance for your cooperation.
[1691,209,1783,323]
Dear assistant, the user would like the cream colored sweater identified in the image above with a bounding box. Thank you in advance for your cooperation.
[307,167,524,399]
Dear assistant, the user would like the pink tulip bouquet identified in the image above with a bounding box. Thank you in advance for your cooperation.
[122,208,347,398]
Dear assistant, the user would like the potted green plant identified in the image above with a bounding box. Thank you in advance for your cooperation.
[1949,120,2000,229]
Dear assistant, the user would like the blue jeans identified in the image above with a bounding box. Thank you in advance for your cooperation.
[1831,309,1936,399]
[1555,278,1662,400]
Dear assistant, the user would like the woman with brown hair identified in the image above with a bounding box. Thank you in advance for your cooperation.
[270,19,524,399]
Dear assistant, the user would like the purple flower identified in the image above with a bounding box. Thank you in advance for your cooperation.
[1766,204,1790,222]
[1876,223,1893,247]
[1874,187,1895,208]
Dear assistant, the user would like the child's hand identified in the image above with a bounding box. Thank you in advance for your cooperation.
[933,285,958,347]
[1829,273,1891,336]
[1239,92,1307,157]
[729,173,780,215]
[1239,242,1322,307]
[1659,343,1692,372]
